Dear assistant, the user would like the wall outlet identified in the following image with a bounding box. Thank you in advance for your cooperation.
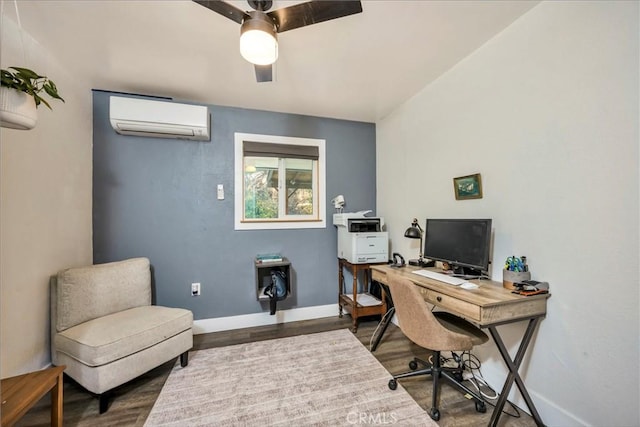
[191,282,201,296]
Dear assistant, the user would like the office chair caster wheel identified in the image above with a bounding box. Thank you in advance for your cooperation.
[429,408,440,421]
[409,360,418,370]
[388,379,397,390]
[475,401,486,413]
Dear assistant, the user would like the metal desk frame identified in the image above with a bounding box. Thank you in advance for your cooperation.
[370,265,550,427]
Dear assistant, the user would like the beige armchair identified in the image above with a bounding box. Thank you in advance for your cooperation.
[50,257,193,413]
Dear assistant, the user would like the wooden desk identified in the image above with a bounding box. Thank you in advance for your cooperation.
[1,365,65,427]
[338,258,387,333]
[371,265,549,427]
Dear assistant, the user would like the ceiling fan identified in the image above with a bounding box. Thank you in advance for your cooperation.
[193,0,363,82]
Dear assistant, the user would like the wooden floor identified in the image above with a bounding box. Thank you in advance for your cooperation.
[16,316,537,426]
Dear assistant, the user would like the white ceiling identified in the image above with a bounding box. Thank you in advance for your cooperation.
[4,0,538,122]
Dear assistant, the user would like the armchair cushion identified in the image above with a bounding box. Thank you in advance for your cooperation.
[55,305,193,367]
[56,257,152,331]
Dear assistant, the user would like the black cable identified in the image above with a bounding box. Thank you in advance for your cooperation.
[474,391,522,418]
[459,351,522,419]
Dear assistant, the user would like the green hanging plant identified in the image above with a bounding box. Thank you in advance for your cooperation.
[0,66,64,109]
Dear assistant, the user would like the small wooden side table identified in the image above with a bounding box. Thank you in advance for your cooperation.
[1,365,65,427]
[338,258,387,332]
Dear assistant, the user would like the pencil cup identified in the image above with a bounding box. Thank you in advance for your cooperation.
[503,270,531,290]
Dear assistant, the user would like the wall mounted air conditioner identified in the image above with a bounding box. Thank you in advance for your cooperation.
[109,96,210,141]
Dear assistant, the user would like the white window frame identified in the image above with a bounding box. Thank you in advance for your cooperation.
[234,132,326,230]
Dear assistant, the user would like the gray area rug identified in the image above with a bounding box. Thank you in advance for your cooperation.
[144,329,437,426]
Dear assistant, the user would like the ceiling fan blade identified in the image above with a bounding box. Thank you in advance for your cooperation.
[255,64,273,82]
[268,1,362,33]
[193,0,249,25]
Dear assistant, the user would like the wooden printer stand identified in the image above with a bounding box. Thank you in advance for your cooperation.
[338,258,387,332]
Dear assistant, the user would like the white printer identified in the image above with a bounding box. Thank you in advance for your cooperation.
[333,211,389,264]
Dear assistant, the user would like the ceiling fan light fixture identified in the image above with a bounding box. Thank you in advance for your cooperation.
[240,12,278,66]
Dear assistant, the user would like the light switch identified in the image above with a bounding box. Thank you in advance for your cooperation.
[217,184,224,200]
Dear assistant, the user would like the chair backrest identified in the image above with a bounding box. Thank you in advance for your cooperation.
[53,257,152,332]
[387,274,473,351]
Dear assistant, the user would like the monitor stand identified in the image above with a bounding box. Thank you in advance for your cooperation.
[451,265,482,279]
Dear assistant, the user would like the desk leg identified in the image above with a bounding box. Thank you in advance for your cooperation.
[51,370,64,427]
[371,306,394,352]
[338,261,344,317]
[364,269,370,294]
[488,317,545,427]
[351,267,358,332]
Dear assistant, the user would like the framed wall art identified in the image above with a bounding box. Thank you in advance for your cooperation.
[453,173,483,200]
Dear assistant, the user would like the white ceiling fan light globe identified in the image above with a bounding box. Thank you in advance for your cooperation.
[239,11,279,66]
[240,30,278,65]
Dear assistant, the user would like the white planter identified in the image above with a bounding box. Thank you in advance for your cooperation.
[0,87,37,130]
[502,269,531,290]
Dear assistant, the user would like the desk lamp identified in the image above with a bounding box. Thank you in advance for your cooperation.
[404,218,433,267]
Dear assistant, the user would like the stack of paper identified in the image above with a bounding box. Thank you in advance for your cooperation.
[343,293,382,306]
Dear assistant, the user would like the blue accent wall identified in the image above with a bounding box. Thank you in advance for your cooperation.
[92,91,376,319]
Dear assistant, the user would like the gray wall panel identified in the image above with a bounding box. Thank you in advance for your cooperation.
[92,91,376,319]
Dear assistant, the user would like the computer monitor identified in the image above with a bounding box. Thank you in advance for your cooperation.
[423,218,492,277]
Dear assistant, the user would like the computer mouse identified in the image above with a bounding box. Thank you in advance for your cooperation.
[460,282,479,290]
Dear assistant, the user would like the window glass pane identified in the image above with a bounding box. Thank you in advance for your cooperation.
[285,158,313,216]
[235,133,326,230]
[244,157,279,219]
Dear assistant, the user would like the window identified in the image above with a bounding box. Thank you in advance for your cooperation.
[234,133,326,230]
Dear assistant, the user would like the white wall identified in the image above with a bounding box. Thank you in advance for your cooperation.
[377,2,638,426]
[0,15,93,376]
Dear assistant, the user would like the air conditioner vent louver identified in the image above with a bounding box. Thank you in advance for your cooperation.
[109,96,210,141]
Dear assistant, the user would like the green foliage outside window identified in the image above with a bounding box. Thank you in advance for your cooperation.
[244,157,314,219]
[244,168,278,219]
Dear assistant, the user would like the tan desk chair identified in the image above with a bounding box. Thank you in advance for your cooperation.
[386,274,488,421]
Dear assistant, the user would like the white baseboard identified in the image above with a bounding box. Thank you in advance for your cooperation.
[479,364,587,426]
[192,303,339,335]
